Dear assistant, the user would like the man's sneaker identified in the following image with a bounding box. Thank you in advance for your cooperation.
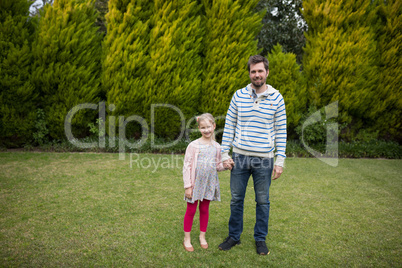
[256,241,270,255]
[218,237,241,251]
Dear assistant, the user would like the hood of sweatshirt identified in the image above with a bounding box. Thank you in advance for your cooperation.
[246,83,278,98]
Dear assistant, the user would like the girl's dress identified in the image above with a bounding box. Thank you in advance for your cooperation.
[184,141,221,203]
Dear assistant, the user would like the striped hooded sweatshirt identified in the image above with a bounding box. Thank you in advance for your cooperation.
[221,83,287,167]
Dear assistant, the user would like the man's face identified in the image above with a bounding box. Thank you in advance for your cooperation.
[249,62,269,89]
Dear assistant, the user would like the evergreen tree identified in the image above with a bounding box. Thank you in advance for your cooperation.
[102,0,153,138]
[201,0,264,123]
[0,0,36,147]
[373,0,402,141]
[302,0,379,140]
[255,0,307,63]
[146,0,203,138]
[31,0,102,139]
[267,44,305,138]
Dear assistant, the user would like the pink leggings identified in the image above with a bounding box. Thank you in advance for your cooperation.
[183,200,210,232]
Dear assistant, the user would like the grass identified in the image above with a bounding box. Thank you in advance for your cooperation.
[0,152,401,267]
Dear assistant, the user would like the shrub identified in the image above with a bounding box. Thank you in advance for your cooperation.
[267,44,306,139]
[200,0,264,126]
[302,0,379,139]
[31,0,102,139]
[32,109,49,146]
[0,0,36,147]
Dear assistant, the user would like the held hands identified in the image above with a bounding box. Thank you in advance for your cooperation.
[222,159,283,179]
[223,159,235,170]
[272,165,283,180]
[185,188,193,199]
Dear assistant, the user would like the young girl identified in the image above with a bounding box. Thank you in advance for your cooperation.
[182,113,226,252]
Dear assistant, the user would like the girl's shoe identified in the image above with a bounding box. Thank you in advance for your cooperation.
[183,241,194,252]
[199,237,208,249]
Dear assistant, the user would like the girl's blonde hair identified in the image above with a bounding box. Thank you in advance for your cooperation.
[197,113,216,141]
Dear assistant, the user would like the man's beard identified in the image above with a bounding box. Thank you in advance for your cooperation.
[252,79,265,88]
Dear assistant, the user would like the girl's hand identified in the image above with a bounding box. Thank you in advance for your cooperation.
[223,159,234,170]
[185,188,193,199]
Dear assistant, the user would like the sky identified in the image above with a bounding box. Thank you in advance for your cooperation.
[29,0,44,15]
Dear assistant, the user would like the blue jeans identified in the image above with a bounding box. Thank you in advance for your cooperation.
[228,152,273,241]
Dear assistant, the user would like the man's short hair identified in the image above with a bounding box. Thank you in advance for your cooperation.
[247,55,269,72]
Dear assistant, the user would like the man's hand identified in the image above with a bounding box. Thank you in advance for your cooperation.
[223,159,235,170]
[272,165,283,180]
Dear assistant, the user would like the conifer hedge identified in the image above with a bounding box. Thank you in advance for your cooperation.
[373,0,402,141]
[200,0,264,120]
[31,0,102,139]
[267,44,305,139]
[145,0,203,139]
[102,0,153,138]
[302,0,379,139]
[0,0,401,147]
[0,0,36,147]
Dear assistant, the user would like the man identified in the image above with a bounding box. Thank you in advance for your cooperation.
[219,55,286,255]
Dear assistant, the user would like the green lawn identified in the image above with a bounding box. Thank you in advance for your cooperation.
[0,152,401,267]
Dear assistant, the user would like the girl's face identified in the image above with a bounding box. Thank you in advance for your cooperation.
[198,119,216,140]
